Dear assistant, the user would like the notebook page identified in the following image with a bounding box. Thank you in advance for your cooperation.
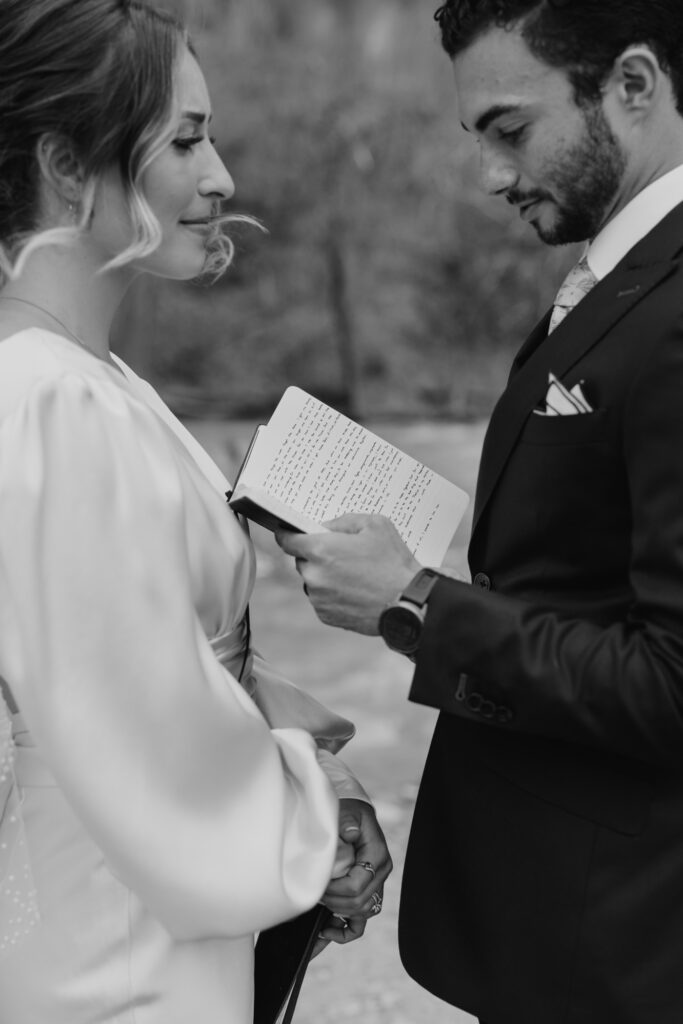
[239,388,468,564]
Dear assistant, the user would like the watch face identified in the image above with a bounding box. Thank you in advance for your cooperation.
[379,604,422,654]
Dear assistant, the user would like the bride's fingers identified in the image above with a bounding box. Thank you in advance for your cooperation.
[317,913,367,945]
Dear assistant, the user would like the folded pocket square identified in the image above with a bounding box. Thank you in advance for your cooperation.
[534,372,593,416]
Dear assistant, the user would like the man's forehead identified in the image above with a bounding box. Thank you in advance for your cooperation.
[452,25,570,130]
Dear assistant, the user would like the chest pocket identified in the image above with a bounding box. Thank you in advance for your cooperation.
[519,408,610,446]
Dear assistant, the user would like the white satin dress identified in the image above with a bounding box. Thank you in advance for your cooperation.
[0,328,367,1024]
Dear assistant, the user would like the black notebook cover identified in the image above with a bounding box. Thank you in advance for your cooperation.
[253,904,326,1024]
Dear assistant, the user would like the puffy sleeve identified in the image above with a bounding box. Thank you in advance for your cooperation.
[0,372,338,940]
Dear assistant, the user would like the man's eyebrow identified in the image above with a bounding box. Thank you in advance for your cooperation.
[462,103,524,135]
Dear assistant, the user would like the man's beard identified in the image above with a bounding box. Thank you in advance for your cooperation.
[509,102,627,246]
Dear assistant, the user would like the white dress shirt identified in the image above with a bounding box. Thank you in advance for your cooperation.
[587,163,683,280]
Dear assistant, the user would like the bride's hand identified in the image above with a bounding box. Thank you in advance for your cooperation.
[311,799,392,957]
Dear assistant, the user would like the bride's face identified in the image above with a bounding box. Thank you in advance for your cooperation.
[90,46,235,280]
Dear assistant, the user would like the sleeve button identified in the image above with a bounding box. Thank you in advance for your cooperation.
[481,699,497,719]
[473,572,492,590]
[465,692,483,713]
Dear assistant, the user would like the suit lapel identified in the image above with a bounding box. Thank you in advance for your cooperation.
[471,201,683,538]
[507,310,552,379]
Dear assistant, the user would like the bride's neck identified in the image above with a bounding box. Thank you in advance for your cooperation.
[1,245,136,360]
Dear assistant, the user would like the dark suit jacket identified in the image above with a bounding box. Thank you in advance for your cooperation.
[399,202,683,1024]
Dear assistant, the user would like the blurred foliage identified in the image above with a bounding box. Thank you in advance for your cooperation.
[112,0,578,420]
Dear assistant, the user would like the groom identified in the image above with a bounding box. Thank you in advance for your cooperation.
[278,1,683,1022]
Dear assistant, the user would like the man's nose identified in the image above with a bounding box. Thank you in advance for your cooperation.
[479,145,518,197]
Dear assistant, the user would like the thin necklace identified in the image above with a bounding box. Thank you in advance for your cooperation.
[0,295,110,365]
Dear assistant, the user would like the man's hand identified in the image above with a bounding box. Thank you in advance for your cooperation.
[275,513,421,635]
[311,798,393,958]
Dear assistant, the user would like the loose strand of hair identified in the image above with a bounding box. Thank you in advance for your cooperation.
[200,212,266,282]
[98,116,174,273]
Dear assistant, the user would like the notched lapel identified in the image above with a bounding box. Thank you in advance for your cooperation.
[471,260,677,537]
[507,311,552,379]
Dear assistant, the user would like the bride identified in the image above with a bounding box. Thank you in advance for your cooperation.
[0,1,390,1022]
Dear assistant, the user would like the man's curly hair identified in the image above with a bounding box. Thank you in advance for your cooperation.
[433,0,683,112]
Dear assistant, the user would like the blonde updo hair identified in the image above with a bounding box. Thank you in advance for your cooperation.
[0,0,242,284]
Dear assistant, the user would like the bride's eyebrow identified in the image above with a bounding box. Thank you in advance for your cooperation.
[179,111,213,125]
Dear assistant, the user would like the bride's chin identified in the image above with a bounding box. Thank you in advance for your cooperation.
[139,248,209,281]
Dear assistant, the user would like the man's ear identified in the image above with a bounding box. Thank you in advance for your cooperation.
[35,132,85,211]
[608,45,662,115]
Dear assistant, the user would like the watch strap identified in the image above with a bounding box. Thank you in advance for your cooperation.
[400,567,443,609]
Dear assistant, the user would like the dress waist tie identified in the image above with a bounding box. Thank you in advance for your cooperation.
[209,617,255,697]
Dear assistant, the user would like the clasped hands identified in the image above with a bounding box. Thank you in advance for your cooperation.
[275,513,421,635]
[312,797,393,958]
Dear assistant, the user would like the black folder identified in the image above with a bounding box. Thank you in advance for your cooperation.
[253,904,327,1024]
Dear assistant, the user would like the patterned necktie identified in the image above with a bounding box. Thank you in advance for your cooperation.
[548,255,598,334]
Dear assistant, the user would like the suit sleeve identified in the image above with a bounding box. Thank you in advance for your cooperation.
[409,319,683,767]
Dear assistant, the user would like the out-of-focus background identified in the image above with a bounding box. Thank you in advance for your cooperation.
[118,2,580,1020]
[116,0,577,422]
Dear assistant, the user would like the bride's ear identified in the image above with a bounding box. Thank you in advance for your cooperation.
[34,132,85,219]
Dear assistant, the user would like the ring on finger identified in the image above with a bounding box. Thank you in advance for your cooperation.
[358,860,376,880]
[369,892,382,915]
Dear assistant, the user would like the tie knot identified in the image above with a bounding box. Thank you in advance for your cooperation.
[548,256,598,334]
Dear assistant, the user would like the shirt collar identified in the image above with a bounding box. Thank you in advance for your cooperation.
[586,164,683,281]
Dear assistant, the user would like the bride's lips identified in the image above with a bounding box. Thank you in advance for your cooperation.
[179,218,215,237]
[180,211,222,226]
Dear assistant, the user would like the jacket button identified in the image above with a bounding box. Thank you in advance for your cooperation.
[495,706,514,724]
[465,692,483,714]
[473,572,491,590]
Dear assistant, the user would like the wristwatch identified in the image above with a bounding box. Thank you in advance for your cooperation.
[378,568,443,657]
